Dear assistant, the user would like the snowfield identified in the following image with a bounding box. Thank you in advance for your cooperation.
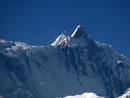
[64,92,104,98]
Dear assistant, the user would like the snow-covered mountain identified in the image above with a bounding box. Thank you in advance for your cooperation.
[0,25,130,98]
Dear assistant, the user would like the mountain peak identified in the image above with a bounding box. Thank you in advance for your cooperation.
[51,31,70,47]
[71,25,87,38]
[71,25,81,37]
[51,25,89,47]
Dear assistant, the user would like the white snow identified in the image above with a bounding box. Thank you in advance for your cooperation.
[0,39,7,44]
[14,42,31,50]
[51,32,70,47]
[64,92,104,98]
[5,42,31,52]
[1,41,32,57]
[95,41,112,48]
[71,25,81,37]
[117,60,122,64]
[118,88,130,98]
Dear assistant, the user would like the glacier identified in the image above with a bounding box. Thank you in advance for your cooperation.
[0,26,130,98]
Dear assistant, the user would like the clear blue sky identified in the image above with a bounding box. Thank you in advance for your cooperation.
[0,0,130,57]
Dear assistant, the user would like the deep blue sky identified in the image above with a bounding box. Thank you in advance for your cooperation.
[0,0,130,57]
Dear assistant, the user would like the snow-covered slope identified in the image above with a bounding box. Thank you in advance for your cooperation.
[64,90,130,98]
[0,26,130,98]
[51,31,70,47]
[118,88,130,98]
[65,92,104,98]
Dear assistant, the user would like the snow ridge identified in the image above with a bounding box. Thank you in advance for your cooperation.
[71,25,81,37]
[51,31,70,47]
